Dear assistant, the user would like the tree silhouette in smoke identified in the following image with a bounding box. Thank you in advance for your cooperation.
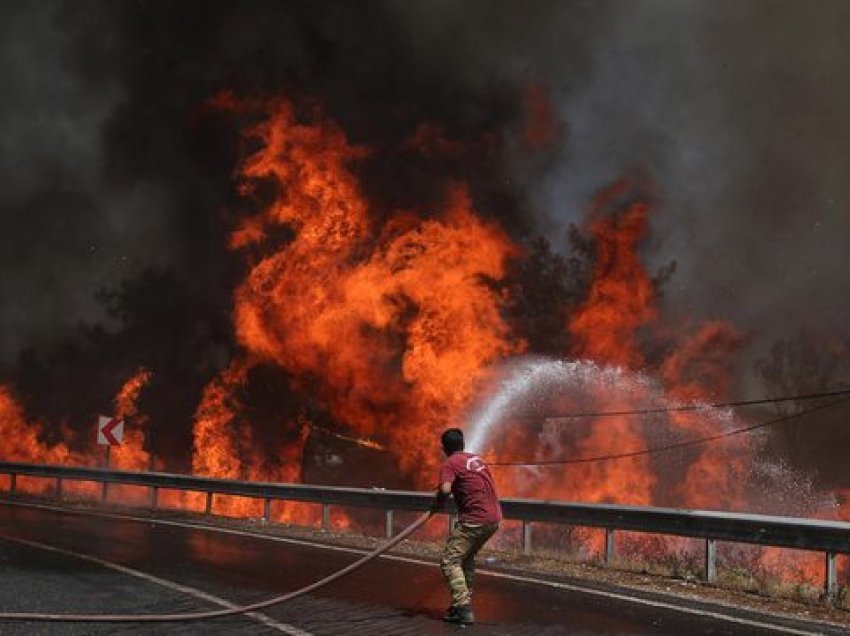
[503,235,590,356]
[11,267,231,469]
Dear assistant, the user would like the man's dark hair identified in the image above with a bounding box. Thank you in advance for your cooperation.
[441,428,465,454]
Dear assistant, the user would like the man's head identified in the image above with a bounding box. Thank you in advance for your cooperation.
[441,428,465,456]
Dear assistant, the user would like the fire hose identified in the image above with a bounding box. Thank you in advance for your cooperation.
[0,511,433,622]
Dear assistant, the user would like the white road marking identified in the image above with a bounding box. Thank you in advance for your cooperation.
[1,500,838,635]
[0,530,311,636]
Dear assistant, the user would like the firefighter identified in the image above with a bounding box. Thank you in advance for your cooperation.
[431,428,502,625]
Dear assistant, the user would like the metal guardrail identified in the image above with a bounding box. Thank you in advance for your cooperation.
[0,461,848,599]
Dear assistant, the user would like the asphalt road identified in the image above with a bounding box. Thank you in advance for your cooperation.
[0,502,841,635]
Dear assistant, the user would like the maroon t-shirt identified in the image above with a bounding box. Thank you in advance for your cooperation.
[439,452,502,524]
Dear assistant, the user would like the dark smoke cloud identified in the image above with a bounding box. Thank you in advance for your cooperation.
[0,1,183,362]
[528,1,850,390]
[0,0,611,364]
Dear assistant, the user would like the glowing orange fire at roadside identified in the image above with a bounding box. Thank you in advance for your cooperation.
[110,367,153,472]
[0,384,95,498]
[192,358,252,482]
[190,358,315,523]
[104,368,154,504]
[0,369,154,499]
[0,385,75,467]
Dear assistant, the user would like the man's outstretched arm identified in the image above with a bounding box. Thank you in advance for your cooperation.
[430,480,453,512]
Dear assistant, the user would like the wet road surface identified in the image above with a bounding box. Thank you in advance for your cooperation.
[0,502,840,635]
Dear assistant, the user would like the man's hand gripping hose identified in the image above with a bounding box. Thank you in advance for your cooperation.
[0,511,434,622]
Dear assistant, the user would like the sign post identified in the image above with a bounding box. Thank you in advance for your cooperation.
[97,416,124,503]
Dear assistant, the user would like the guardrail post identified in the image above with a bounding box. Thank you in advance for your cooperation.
[522,520,533,556]
[9,474,15,496]
[385,509,393,539]
[605,528,616,565]
[322,504,330,532]
[449,515,457,534]
[825,552,838,601]
[101,480,109,504]
[56,478,63,501]
[149,486,158,511]
[704,539,717,583]
[205,492,213,517]
[263,498,272,525]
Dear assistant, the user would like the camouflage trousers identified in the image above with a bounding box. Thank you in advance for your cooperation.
[440,521,499,607]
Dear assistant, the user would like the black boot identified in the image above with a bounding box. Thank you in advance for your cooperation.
[443,604,475,624]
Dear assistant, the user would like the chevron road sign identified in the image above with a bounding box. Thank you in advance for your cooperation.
[97,416,124,446]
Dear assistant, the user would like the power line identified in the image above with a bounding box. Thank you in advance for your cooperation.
[489,395,850,467]
[514,387,850,421]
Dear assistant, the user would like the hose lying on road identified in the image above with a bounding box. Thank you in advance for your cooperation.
[0,511,433,622]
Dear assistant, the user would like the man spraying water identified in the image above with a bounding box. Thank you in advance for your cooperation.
[432,428,502,625]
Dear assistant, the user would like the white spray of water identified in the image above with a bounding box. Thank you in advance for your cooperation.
[463,355,821,517]
[464,356,666,454]
[463,359,542,454]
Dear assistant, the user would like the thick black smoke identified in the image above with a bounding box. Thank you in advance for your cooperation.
[0,0,612,363]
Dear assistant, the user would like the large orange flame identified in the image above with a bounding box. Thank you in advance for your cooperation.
[0,385,76,496]
[110,367,153,473]
[219,97,522,487]
[569,182,655,370]
[0,385,74,466]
